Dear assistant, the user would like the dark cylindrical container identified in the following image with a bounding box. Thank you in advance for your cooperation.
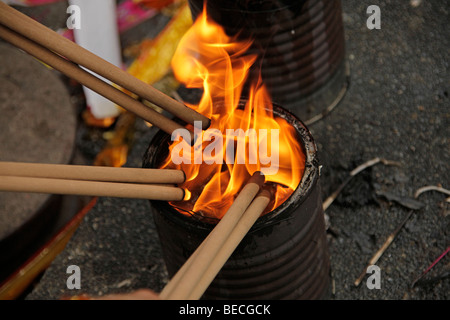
[187,0,349,121]
[143,103,330,299]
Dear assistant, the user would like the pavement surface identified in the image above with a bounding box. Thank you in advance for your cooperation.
[11,0,449,300]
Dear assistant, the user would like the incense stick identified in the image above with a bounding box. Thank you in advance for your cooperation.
[354,210,414,287]
[161,172,265,300]
[0,176,185,201]
[0,24,187,138]
[159,234,205,299]
[0,2,210,130]
[188,187,272,300]
[0,162,185,185]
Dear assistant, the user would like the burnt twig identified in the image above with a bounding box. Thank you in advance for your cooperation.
[414,185,450,199]
[354,210,414,287]
[354,184,449,287]
[411,247,450,287]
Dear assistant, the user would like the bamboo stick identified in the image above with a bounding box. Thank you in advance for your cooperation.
[0,24,187,138]
[161,172,265,300]
[159,236,204,299]
[354,210,414,287]
[0,2,210,130]
[0,161,185,184]
[188,187,272,300]
[0,176,185,201]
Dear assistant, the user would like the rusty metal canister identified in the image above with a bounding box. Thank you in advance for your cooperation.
[187,0,349,121]
[143,103,330,299]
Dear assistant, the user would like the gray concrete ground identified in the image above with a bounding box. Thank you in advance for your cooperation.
[8,0,448,300]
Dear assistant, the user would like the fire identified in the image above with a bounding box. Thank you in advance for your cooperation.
[159,7,305,219]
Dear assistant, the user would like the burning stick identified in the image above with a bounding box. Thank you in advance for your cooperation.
[0,2,210,130]
[188,187,273,300]
[160,172,265,300]
[0,24,186,138]
[0,161,185,185]
[0,176,185,201]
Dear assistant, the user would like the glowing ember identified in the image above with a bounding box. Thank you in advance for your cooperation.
[159,6,305,220]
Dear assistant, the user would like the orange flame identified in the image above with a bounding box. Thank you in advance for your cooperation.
[159,7,305,219]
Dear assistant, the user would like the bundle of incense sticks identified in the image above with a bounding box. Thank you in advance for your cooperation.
[0,2,210,139]
[0,169,272,299]
[0,161,186,201]
[160,172,273,300]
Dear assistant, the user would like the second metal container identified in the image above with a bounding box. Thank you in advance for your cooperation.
[188,0,349,122]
